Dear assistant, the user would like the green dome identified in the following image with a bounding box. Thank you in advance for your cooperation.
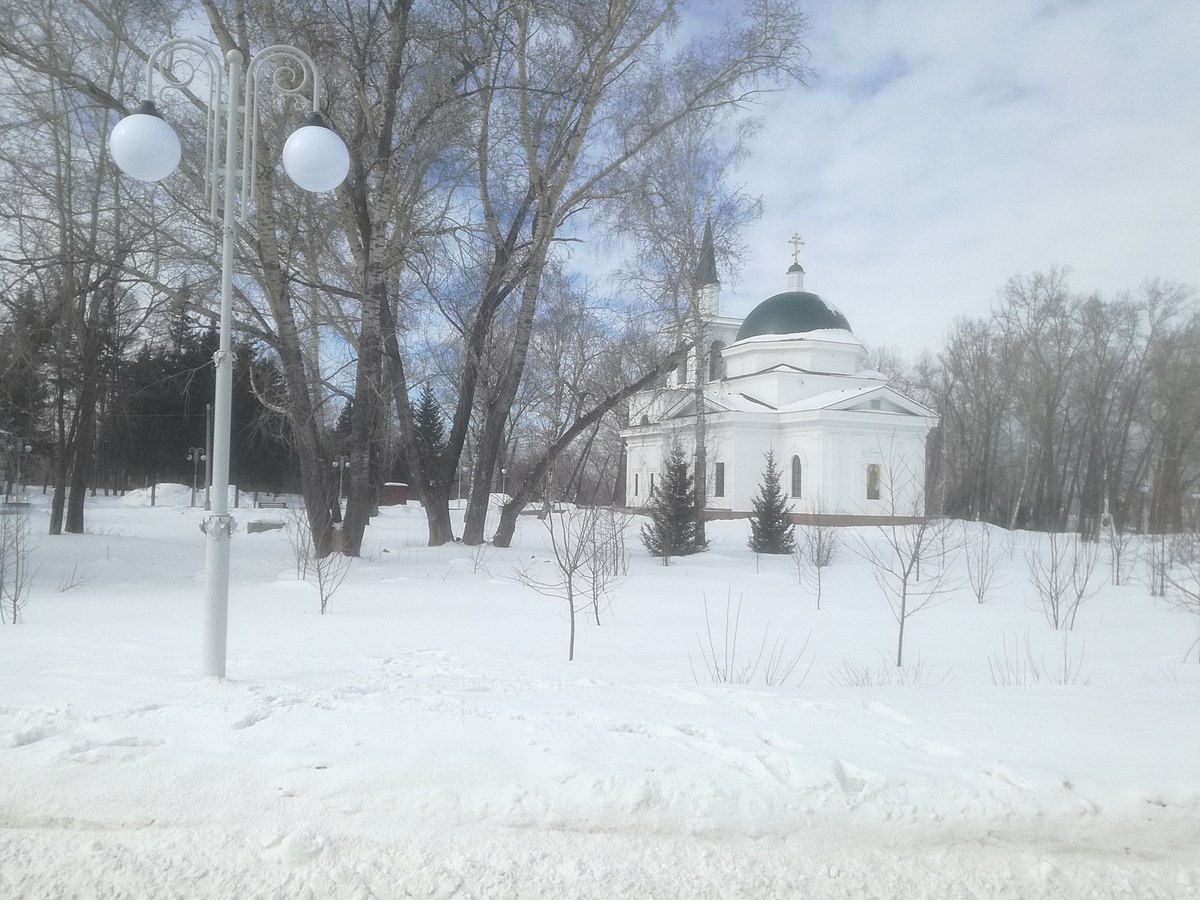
[735,291,852,341]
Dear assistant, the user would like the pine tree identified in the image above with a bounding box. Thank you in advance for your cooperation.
[413,383,447,490]
[641,441,706,561]
[333,397,354,437]
[749,450,795,554]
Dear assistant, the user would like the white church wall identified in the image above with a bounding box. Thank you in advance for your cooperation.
[824,426,928,516]
[723,337,864,380]
[625,414,930,519]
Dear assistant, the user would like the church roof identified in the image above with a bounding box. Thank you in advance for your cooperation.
[735,291,852,341]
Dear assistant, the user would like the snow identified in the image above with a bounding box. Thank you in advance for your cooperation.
[734,328,861,346]
[1,490,1198,898]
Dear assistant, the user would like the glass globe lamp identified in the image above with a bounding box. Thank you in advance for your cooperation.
[108,101,182,183]
[281,113,349,193]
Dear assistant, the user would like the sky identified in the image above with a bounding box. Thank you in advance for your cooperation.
[716,0,1200,357]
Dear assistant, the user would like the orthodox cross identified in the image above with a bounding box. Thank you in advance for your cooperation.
[789,233,805,264]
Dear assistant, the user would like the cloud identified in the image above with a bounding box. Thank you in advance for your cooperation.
[729,0,1200,355]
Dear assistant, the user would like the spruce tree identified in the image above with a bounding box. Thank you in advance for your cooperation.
[641,441,706,560]
[333,397,354,437]
[749,450,795,554]
[413,383,447,490]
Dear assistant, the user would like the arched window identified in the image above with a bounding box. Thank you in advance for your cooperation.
[790,456,802,498]
[867,464,881,500]
[639,414,650,426]
[708,341,726,381]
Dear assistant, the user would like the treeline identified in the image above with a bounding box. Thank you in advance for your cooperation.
[0,0,806,553]
[885,270,1199,536]
[0,298,294,509]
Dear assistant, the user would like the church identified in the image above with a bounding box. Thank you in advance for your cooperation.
[621,228,938,523]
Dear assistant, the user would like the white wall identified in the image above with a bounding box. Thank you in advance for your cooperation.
[626,413,930,517]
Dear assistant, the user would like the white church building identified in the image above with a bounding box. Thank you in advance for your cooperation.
[621,229,938,523]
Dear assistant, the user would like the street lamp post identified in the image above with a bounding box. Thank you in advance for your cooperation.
[501,466,507,498]
[332,455,350,513]
[13,441,32,499]
[109,39,348,677]
[186,447,207,507]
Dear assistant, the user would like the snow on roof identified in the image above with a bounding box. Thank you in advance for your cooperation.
[775,385,882,413]
[732,328,862,347]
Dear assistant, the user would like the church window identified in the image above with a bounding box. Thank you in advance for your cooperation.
[639,414,650,426]
[870,398,882,410]
[708,341,726,380]
[867,464,881,500]
[714,462,725,498]
[634,473,639,497]
[790,456,802,498]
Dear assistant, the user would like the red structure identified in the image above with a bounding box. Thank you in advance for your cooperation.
[382,482,409,506]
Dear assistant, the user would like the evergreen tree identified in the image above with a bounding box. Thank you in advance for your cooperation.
[748,450,795,554]
[641,441,706,560]
[413,383,447,490]
[333,397,354,439]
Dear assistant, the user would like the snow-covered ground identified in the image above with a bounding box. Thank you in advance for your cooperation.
[1,488,1197,898]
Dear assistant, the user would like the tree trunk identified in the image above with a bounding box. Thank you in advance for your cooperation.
[64,284,106,534]
[491,342,690,547]
[342,225,389,556]
[463,241,553,545]
[379,295,456,545]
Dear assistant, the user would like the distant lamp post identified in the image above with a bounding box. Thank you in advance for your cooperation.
[501,466,507,498]
[187,447,207,507]
[332,455,350,511]
[7,440,32,500]
[109,38,348,678]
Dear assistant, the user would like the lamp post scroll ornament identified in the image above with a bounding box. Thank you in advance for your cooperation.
[109,39,349,677]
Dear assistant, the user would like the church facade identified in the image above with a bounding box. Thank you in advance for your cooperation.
[621,231,938,522]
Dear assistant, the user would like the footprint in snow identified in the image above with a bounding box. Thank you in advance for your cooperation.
[862,700,916,725]
[898,733,963,758]
[232,707,270,729]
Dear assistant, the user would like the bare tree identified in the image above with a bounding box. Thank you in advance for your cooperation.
[1143,532,1170,599]
[516,504,620,661]
[793,505,838,610]
[963,521,1003,604]
[457,0,811,547]
[0,506,35,623]
[853,456,961,666]
[284,506,350,614]
[1107,520,1135,586]
[581,507,630,625]
[1025,530,1100,630]
[1165,528,1200,662]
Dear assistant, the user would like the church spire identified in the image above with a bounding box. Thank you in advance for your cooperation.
[694,215,719,288]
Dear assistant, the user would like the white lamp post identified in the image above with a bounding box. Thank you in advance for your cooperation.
[332,455,350,512]
[186,446,207,508]
[109,39,348,677]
